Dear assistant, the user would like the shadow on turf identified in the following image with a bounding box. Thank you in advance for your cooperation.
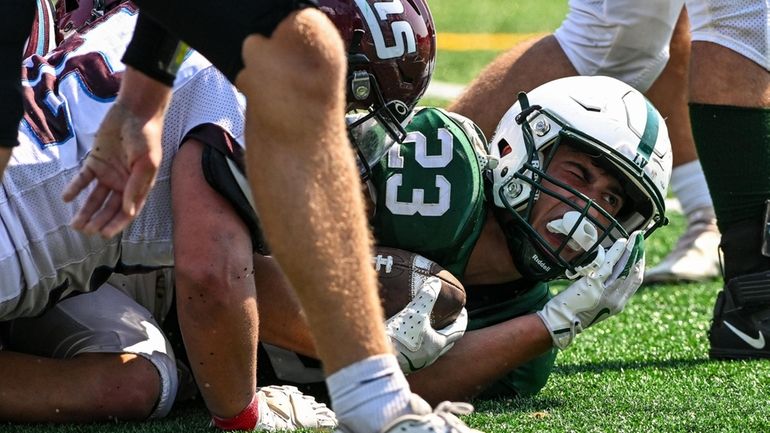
[554,357,711,376]
[473,395,565,415]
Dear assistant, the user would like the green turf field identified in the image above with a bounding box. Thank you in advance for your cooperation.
[8,1,769,432]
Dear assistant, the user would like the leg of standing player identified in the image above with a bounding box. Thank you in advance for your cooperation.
[684,0,770,358]
[234,12,421,433]
[235,8,391,376]
[448,34,577,137]
[643,10,720,283]
[451,0,683,137]
[171,137,260,420]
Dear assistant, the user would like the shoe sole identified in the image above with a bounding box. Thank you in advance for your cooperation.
[709,347,770,360]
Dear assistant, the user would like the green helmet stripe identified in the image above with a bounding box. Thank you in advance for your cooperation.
[637,100,658,162]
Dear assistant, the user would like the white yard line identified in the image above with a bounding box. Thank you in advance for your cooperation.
[424,80,465,100]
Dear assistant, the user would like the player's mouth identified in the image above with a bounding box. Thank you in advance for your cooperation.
[541,230,581,259]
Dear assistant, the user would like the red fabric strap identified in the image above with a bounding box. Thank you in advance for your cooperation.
[211,394,259,430]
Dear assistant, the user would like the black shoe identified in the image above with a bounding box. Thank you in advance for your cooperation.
[708,271,770,359]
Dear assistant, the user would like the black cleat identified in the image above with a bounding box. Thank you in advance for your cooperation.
[709,271,770,359]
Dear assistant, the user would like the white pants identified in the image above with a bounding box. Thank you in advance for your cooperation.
[555,0,770,92]
[688,0,770,71]
[1,282,178,419]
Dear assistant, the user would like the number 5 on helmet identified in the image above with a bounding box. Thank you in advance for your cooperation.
[318,0,436,178]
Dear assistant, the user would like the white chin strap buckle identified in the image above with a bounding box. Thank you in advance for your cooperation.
[567,245,606,279]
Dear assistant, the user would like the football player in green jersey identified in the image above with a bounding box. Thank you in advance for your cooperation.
[256,74,673,404]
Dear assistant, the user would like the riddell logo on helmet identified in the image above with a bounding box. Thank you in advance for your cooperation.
[532,254,551,272]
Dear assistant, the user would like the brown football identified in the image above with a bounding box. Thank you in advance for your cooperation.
[373,246,466,329]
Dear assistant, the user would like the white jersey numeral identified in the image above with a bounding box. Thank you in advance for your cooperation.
[385,128,453,216]
[354,0,416,59]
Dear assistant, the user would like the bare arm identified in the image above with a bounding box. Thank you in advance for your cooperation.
[256,273,555,405]
[63,66,171,237]
[0,352,159,422]
[406,314,552,405]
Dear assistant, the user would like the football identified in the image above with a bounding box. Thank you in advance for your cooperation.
[373,246,466,329]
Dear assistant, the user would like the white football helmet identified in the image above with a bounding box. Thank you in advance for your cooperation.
[488,75,672,280]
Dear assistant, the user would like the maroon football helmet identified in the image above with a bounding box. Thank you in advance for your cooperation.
[55,0,126,36]
[318,0,436,177]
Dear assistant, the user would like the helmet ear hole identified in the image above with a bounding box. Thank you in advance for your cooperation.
[498,138,511,157]
[391,101,409,118]
[350,29,365,54]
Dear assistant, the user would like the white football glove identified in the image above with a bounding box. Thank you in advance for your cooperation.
[386,277,468,374]
[536,230,645,350]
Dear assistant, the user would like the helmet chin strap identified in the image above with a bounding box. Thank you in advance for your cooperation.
[491,205,565,282]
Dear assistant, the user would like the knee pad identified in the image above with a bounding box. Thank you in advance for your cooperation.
[688,0,770,71]
[554,0,683,92]
[141,348,179,419]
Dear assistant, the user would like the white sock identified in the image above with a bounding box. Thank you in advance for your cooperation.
[327,354,412,433]
[671,160,713,217]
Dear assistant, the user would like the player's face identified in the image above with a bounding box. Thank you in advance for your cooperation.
[528,145,625,260]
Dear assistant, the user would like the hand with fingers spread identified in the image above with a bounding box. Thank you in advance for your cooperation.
[62,68,171,238]
[537,230,646,350]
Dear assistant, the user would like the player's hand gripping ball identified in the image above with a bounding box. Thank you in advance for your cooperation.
[373,247,466,329]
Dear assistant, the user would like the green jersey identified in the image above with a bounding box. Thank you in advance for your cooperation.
[369,107,556,397]
[369,107,486,278]
[256,108,555,399]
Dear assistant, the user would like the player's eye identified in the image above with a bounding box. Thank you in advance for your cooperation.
[565,165,588,183]
[602,192,621,211]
